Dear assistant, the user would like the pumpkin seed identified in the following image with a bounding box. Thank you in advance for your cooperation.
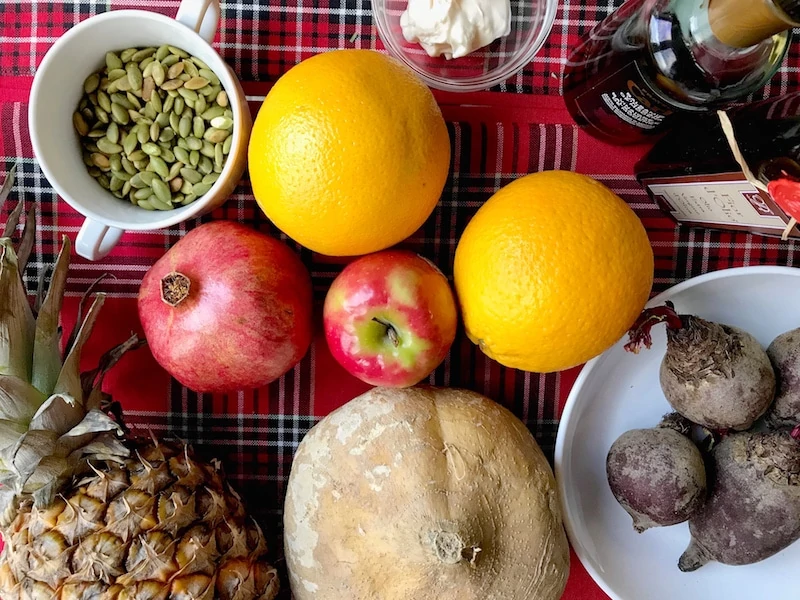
[185,98,196,110]
[122,181,132,197]
[115,76,132,92]
[120,48,137,63]
[200,141,215,158]
[189,150,200,166]
[156,45,170,61]
[109,154,122,171]
[84,73,100,94]
[202,172,220,185]
[215,142,224,167]
[198,69,220,86]
[106,52,123,70]
[181,193,197,205]
[210,116,233,130]
[198,156,213,175]
[137,126,150,145]
[177,87,198,101]
[126,63,143,91]
[187,60,202,77]
[201,105,225,121]
[110,93,133,110]
[159,128,175,143]
[168,46,188,58]
[91,153,110,169]
[150,178,171,203]
[121,157,137,175]
[149,156,170,179]
[203,128,229,144]
[184,76,209,91]
[174,146,190,164]
[96,90,111,113]
[195,94,207,115]
[192,182,212,196]
[139,56,155,72]
[161,79,184,91]
[126,92,142,109]
[137,199,155,210]
[107,68,126,82]
[131,48,156,63]
[161,54,180,68]
[150,122,160,143]
[142,61,156,80]
[134,187,154,200]
[180,167,202,184]
[186,136,203,150]
[97,174,111,189]
[173,97,185,116]
[163,93,174,113]
[97,138,123,154]
[169,112,181,132]
[95,107,110,124]
[111,104,129,125]
[142,77,155,101]
[87,128,106,139]
[149,90,162,113]
[160,147,176,163]
[193,116,206,139]
[109,176,125,192]
[167,162,183,181]
[106,122,120,144]
[181,180,193,195]
[73,112,89,136]
[222,135,233,155]
[139,172,157,186]
[167,63,185,81]
[152,62,166,87]
[169,176,184,192]
[141,142,161,156]
[155,112,170,128]
[216,91,229,107]
[150,196,174,211]
[128,150,147,162]
[88,167,102,177]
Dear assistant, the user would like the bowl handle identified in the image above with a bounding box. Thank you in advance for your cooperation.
[75,218,123,261]
[175,0,220,44]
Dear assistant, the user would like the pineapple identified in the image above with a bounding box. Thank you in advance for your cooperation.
[0,167,280,600]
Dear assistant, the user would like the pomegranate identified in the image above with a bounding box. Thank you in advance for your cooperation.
[138,221,313,393]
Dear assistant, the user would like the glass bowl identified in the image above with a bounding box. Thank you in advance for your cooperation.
[373,0,557,92]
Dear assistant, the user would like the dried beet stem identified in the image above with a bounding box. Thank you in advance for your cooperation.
[678,539,711,572]
[625,302,683,353]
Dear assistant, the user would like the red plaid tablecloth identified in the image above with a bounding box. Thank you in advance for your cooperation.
[2,1,800,598]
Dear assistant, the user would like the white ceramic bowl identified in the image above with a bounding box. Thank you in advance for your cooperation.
[555,266,800,600]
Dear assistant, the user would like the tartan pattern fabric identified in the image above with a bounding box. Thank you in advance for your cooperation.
[1,1,800,598]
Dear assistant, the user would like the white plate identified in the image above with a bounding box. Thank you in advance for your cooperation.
[554,266,800,600]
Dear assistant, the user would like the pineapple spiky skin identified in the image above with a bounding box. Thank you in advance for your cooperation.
[0,168,280,599]
[0,440,280,600]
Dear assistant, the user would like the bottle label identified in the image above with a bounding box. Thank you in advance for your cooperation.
[641,171,798,237]
[572,61,673,135]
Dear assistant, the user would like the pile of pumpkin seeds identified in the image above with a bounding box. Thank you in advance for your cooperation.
[74,45,234,210]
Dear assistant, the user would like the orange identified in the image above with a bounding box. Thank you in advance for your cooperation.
[248,50,451,256]
[453,171,654,373]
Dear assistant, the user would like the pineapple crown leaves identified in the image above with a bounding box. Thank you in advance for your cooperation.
[0,165,144,522]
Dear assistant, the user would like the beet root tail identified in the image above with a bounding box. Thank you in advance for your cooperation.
[678,539,710,572]
[625,302,684,354]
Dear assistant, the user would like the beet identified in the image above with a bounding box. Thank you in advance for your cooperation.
[626,303,776,431]
[679,426,800,571]
[606,414,707,533]
[766,328,800,428]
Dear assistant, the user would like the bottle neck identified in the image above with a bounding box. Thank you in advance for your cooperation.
[708,0,799,48]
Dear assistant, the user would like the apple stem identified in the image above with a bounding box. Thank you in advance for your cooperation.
[372,317,400,348]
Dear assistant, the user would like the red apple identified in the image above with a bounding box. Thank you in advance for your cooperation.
[323,250,457,387]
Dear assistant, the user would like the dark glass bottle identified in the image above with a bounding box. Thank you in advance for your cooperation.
[563,0,800,145]
[635,93,800,238]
